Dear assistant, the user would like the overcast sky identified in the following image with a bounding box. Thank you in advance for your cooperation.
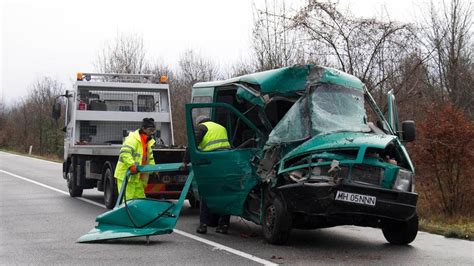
[1,0,427,105]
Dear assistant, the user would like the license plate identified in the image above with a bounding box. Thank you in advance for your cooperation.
[335,191,376,206]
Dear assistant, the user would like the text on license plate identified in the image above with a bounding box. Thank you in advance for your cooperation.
[335,191,376,206]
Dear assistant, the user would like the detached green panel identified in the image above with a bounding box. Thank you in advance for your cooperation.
[77,167,194,243]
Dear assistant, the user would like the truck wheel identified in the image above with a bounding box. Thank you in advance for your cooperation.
[103,166,117,209]
[67,159,83,197]
[382,213,418,245]
[262,196,292,245]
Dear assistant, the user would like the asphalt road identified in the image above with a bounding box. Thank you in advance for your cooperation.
[1,151,473,265]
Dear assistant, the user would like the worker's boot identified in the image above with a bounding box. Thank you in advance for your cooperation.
[196,224,207,234]
[215,224,228,234]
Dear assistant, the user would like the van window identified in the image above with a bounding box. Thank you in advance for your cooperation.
[191,96,212,122]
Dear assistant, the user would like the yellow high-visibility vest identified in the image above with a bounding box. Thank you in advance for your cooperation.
[198,122,231,151]
[114,129,155,183]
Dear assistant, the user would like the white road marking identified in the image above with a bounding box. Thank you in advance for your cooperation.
[0,155,278,266]
[173,229,277,266]
[0,170,105,208]
[0,151,62,165]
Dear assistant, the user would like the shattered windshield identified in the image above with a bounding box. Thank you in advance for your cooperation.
[267,84,370,145]
[310,84,370,135]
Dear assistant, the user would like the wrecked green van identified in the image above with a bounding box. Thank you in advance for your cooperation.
[186,65,418,245]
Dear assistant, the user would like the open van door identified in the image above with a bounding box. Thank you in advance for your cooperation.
[185,102,265,216]
[387,90,400,135]
[387,90,416,142]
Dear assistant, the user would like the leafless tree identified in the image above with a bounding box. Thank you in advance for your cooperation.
[95,32,148,74]
[178,49,221,86]
[29,77,65,154]
[288,0,420,96]
[421,0,473,116]
[0,77,64,156]
[252,0,307,71]
[166,49,222,145]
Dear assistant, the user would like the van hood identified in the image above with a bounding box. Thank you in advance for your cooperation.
[281,132,397,162]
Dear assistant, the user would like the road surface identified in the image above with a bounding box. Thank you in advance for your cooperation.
[0,151,473,265]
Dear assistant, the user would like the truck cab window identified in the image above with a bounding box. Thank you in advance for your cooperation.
[138,95,155,112]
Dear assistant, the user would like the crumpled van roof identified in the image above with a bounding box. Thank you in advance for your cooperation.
[193,65,364,94]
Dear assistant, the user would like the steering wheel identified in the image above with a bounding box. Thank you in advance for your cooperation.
[235,138,256,149]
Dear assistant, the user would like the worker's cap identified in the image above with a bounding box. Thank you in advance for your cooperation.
[141,118,156,129]
[195,115,210,125]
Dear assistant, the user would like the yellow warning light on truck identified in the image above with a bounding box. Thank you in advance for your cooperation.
[160,75,168,84]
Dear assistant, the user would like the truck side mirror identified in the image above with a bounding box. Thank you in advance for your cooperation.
[52,103,61,120]
[401,120,415,142]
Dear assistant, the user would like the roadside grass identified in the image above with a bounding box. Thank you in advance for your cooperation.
[419,218,473,241]
[2,148,472,241]
[0,148,62,163]
[417,189,473,241]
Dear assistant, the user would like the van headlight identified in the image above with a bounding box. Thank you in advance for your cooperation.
[393,169,413,191]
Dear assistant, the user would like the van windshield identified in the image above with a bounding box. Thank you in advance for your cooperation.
[267,84,370,145]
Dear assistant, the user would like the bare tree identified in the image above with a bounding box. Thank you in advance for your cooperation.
[252,0,307,71]
[167,49,221,145]
[0,77,64,156]
[422,0,473,116]
[178,49,221,86]
[287,0,419,97]
[95,32,148,74]
[29,77,65,154]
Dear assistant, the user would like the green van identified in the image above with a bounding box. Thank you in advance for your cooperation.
[186,65,418,245]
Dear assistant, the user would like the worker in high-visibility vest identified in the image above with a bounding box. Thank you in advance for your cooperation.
[114,118,156,201]
[194,115,232,234]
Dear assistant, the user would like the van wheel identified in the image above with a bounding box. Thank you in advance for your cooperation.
[262,196,292,245]
[382,213,418,245]
[103,166,117,209]
[67,159,83,197]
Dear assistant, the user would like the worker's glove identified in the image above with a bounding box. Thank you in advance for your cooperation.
[129,164,138,175]
[179,163,188,172]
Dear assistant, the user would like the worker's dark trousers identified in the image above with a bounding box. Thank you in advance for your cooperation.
[200,201,230,226]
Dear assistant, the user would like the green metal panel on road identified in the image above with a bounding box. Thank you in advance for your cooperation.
[78,164,193,243]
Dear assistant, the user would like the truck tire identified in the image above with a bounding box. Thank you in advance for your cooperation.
[67,158,83,197]
[262,196,292,245]
[382,213,418,245]
[103,165,118,209]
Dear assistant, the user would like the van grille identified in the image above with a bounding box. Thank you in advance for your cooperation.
[350,165,384,186]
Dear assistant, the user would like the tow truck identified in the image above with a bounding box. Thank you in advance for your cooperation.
[52,73,192,209]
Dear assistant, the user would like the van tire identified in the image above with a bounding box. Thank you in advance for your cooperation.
[262,196,292,245]
[103,165,117,209]
[67,157,83,197]
[382,213,418,245]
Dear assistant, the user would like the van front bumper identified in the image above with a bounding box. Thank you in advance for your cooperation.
[277,181,417,222]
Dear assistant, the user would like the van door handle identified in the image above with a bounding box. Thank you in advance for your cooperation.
[194,159,211,166]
